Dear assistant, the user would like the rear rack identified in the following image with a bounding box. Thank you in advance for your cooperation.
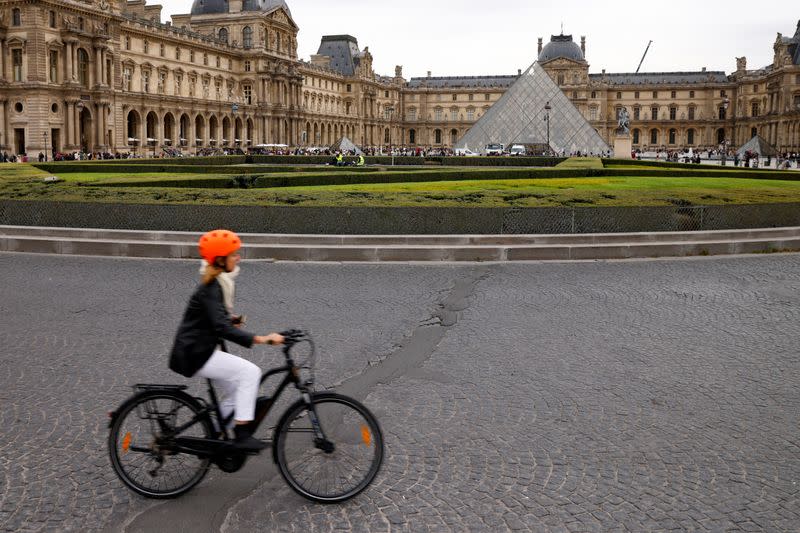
[133,384,188,392]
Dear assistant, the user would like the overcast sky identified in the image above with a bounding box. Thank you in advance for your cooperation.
[156,0,796,79]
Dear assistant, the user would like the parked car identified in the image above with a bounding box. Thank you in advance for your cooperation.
[509,145,526,156]
[485,143,505,156]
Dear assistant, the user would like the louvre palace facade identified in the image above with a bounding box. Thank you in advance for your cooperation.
[0,0,798,156]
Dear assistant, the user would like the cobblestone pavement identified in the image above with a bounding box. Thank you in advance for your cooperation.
[0,253,798,532]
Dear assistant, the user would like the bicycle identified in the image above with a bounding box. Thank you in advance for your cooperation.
[107,330,384,503]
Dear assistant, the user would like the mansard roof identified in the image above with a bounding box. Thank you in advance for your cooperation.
[190,0,291,17]
[588,71,729,85]
[316,35,361,76]
[406,75,519,89]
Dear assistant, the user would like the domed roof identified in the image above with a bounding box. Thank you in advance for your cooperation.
[190,0,291,17]
[538,34,584,63]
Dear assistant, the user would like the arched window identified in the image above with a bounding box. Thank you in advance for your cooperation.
[77,49,90,88]
[12,8,21,26]
[687,129,695,145]
[650,129,659,145]
[434,129,442,144]
[218,28,228,44]
[242,27,253,49]
[668,129,677,145]
[632,129,640,145]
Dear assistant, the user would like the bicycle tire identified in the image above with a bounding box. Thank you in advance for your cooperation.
[273,392,384,504]
[108,390,213,499]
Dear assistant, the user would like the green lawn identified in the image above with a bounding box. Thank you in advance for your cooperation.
[3,162,800,208]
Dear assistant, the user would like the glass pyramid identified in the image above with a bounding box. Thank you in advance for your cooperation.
[455,61,610,156]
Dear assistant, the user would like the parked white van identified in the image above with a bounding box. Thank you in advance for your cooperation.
[509,145,526,156]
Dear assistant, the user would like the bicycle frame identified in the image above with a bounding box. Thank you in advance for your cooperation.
[158,340,326,458]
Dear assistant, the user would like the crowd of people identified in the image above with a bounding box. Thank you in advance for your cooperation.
[632,148,800,169]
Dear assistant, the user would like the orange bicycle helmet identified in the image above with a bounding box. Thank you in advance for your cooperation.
[198,229,241,264]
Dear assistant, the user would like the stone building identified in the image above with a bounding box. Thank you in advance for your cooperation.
[0,0,797,156]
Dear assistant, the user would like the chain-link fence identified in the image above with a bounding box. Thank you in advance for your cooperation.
[2,200,799,235]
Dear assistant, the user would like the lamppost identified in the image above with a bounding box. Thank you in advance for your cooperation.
[76,101,85,153]
[42,131,49,162]
[385,106,395,166]
[544,101,552,156]
[721,97,730,166]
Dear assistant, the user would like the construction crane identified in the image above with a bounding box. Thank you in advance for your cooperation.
[636,41,653,74]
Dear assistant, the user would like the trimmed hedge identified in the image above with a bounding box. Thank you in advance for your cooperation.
[603,158,786,172]
[33,163,389,175]
[91,166,800,190]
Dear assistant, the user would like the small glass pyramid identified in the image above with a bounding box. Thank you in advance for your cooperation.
[455,62,610,156]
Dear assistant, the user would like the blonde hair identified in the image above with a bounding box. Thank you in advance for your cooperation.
[202,263,224,286]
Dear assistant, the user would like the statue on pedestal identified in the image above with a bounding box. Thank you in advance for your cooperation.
[616,107,630,136]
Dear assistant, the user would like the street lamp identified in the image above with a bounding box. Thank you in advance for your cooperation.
[385,106,395,166]
[544,101,552,156]
[42,131,49,162]
[720,97,730,166]
[76,101,85,153]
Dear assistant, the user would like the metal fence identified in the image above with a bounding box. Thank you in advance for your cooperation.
[2,200,799,235]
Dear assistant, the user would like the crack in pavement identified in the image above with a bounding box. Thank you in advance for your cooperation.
[335,265,491,401]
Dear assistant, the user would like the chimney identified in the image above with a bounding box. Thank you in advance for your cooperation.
[427,71,431,78]
[702,67,707,72]
[602,68,606,75]
[538,37,543,55]
[518,69,522,76]
[581,36,586,55]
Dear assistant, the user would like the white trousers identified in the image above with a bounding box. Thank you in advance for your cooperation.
[195,349,260,423]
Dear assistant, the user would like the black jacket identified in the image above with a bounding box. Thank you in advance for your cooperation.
[169,278,255,378]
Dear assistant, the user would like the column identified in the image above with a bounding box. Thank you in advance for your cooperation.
[0,40,5,81]
[94,47,101,87]
[73,104,80,150]
[64,102,73,147]
[0,100,6,150]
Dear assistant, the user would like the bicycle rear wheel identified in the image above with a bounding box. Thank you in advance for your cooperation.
[274,392,384,503]
[108,391,213,499]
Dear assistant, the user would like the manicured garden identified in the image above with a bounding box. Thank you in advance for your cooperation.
[1,156,799,208]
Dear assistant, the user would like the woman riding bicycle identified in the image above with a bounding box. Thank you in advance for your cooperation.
[169,229,283,451]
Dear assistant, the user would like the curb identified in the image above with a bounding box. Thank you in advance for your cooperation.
[2,225,800,262]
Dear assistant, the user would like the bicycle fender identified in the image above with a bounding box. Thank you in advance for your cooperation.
[107,389,204,429]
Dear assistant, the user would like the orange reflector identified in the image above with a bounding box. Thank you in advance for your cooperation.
[360,425,372,447]
[122,432,131,454]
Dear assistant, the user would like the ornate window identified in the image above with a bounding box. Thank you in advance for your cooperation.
[434,108,443,121]
[591,91,596,99]
[668,129,677,144]
[634,91,640,99]
[466,108,475,121]
[616,92,622,99]
[12,8,20,26]
[190,50,195,63]
[469,94,474,101]
[650,129,658,145]
[651,106,658,120]
[671,91,677,99]
[219,28,228,44]
[450,109,458,121]
[409,129,416,144]
[687,129,695,145]
[434,129,442,144]
[751,102,759,117]
[176,47,181,60]
[125,37,131,50]
[12,49,23,82]
[123,66,132,91]
[589,106,598,121]
[689,90,695,98]
[632,129,640,144]
[244,60,251,72]
[49,11,56,28]
[688,106,696,120]
[243,85,252,104]
[160,43,165,57]
[143,40,149,54]
[669,107,677,121]
[408,108,417,121]
[557,74,564,85]
[203,53,208,66]
[77,49,89,88]
[49,51,58,83]
[243,27,253,49]
[652,91,658,98]
[485,94,490,101]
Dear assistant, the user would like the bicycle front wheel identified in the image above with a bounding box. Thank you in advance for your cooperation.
[108,391,213,499]
[274,392,384,503]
